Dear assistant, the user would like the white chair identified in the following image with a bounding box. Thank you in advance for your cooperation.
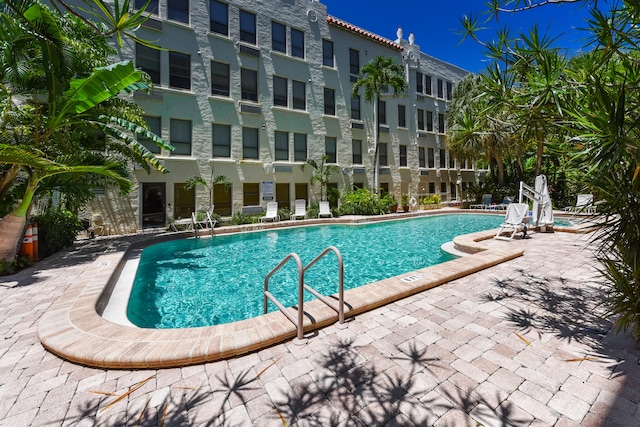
[91,214,111,236]
[494,196,514,211]
[470,194,492,209]
[291,199,307,220]
[260,202,280,223]
[318,201,333,218]
[565,194,595,214]
[494,203,529,240]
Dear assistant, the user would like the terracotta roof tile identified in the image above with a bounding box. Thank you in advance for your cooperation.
[327,15,403,51]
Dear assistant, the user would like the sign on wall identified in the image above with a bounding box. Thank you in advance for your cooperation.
[262,181,274,200]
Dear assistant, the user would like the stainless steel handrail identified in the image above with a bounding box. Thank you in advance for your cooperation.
[302,246,345,325]
[263,246,346,344]
[264,253,305,342]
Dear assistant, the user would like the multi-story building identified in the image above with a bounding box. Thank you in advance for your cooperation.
[89,0,475,232]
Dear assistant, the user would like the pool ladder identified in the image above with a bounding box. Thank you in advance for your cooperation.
[264,246,347,344]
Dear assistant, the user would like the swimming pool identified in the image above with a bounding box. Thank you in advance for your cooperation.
[128,214,503,329]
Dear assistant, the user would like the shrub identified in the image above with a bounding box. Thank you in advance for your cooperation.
[339,188,385,215]
[0,256,34,276]
[228,212,259,225]
[32,209,84,259]
[307,204,319,219]
[278,208,291,220]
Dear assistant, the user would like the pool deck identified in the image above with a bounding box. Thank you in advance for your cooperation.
[1,210,639,425]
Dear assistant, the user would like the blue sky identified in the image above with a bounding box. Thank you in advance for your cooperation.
[321,0,596,72]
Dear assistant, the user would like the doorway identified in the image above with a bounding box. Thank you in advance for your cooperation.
[142,183,166,228]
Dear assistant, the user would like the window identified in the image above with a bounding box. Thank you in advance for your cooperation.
[135,0,158,14]
[241,68,258,101]
[417,109,424,130]
[139,116,161,154]
[379,143,388,166]
[351,95,361,120]
[170,119,191,156]
[352,139,362,164]
[291,28,304,59]
[418,147,426,168]
[425,75,432,95]
[244,183,259,206]
[416,71,423,93]
[276,183,290,211]
[273,76,288,107]
[399,145,407,167]
[437,79,444,98]
[295,183,308,201]
[441,182,447,194]
[325,137,337,163]
[426,111,434,132]
[447,81,453,100]
[169,51,190,90]
[450,183,456,199]
[439,148,446,168]
[211,61,229,96]
[213,183,232,215]
[429,182,435,193]
[292,80,305,110]
[174,183,195,219]
[272,21,286,53]
[398,104,406,127]
[449,155,455,169]
[349,48,359,75]
[168,0,189,23]
[210,0,228,35]
[324,87,335,115]
[242,127,259,159]
[275,131,289,161]
[240,10,256,44]
[428,147,435,168]
[294,133,306,161]
[136,43,160,84]
[322,39,334,67]
[438,113,445,133]
[378,100,386,125]
[212,123,231,157]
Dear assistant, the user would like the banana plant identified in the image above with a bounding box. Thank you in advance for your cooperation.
[0,1,172,262]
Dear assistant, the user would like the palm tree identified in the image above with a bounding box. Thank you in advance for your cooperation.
[446,71,515,186]
[351,56,407,193]
[304,155,339,202]
[184,172,231,213]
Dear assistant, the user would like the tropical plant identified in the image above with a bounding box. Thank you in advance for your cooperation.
[303,155,339,201]
[351,56,408,193]
[184,171,231,212]
[460,0,640,338]
[0,1,171,262]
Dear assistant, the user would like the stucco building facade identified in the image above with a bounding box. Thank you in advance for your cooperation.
[90,0,475,232]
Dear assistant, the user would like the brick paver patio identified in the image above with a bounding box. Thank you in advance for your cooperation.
[1,227,639,426]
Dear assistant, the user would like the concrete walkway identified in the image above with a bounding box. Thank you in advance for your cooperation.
[1,230,639,426]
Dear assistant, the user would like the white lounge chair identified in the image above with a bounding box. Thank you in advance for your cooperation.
[291,199,307,220]
[565,194,595,214]
[494,196,514,211]
[260,202,280,223]
[495,203,530,240]
[318,201,333,218]
[470,194,492,209]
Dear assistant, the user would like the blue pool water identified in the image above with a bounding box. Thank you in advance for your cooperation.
[128,214,504,328]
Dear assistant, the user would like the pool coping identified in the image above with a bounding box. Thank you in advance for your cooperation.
[37,210,576,369]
